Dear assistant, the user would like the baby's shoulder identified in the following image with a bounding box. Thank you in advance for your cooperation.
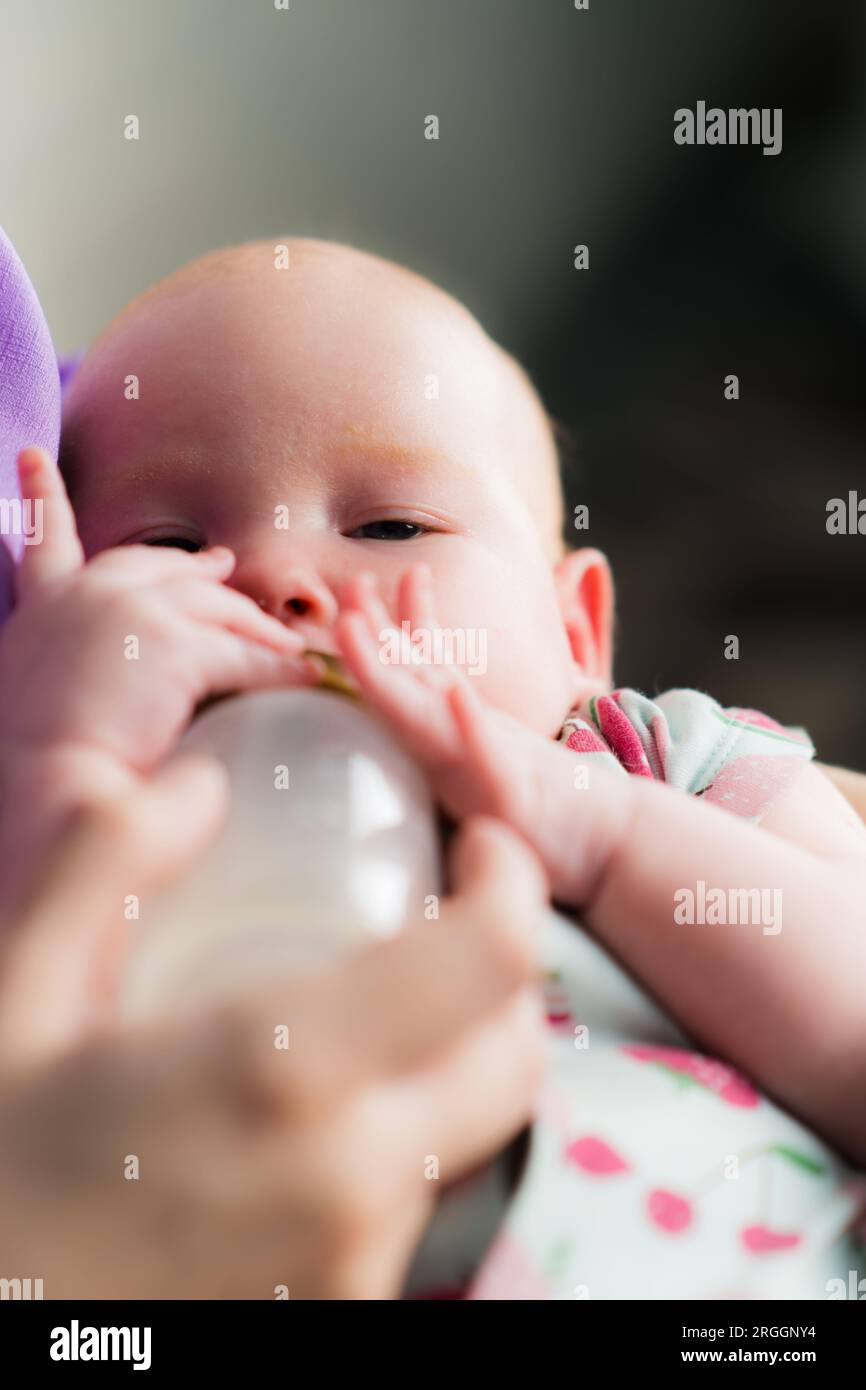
[559,686,814,822]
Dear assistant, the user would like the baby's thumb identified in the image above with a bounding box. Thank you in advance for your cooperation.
[14,446,85,602]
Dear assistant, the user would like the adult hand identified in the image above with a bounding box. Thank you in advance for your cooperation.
[0,762,547,1299]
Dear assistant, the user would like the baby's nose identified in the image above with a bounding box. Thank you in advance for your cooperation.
[264,568,339,629]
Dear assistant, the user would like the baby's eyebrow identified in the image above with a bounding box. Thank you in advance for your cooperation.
[104,454,218,491]
[334,428,472,475]
[115,464,173,487]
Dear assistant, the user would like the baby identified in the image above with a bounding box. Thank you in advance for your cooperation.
[1,238,865,1298]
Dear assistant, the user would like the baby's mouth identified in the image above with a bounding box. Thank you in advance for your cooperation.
[305,650,359,697]
[191,654,358,723]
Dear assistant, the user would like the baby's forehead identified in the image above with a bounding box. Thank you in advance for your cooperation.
[63,240,563,550]
[69,247,516,452]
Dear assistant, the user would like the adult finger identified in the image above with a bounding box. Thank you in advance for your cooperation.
[0,755,230,1067]
[239,817,547,1115]
[274,987,545,1298]
[382,985,545,1184]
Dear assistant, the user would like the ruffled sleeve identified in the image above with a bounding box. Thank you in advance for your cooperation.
[558,688,814,822]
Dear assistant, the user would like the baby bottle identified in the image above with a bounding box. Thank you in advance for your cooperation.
[121,683,442,1020]
[120,675,528,1295]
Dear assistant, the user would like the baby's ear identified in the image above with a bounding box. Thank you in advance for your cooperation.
[554,547,614,685]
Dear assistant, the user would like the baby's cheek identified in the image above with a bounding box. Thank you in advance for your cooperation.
[428,556,575,733]
[480,624,575,734]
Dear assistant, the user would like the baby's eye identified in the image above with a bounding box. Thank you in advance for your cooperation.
[348,520,426,542]
[142,536,204,553]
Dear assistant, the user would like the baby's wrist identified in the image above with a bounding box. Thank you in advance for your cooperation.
[481,734,581,906]
[530,744,634,909]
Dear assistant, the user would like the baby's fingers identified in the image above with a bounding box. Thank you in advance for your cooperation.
[398,563,438,632]
[169,577,306,655]
[88,543,236,585]
[192,626,321,699]
[14,447,84,599]
[341,570,394,638]
[448,681,501,782]
[397,564,468,692]
[336,609,435,731]
[341,569,454,686]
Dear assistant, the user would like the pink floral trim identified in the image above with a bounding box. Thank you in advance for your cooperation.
[623,1044,760,1108]
[595,693,654,778]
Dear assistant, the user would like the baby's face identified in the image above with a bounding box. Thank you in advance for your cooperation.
[61,242,608,735]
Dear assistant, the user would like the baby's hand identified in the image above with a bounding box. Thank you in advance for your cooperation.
[0,449,318,777]
[336,565,572,865]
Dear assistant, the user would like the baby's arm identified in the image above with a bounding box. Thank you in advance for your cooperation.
[337,566,866,1166]
[547,758,866,1166]
[818,762,866,826]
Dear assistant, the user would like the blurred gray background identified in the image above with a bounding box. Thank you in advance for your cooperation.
[2,0,864,763]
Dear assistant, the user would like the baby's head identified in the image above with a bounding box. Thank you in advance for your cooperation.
[60,239,612,734]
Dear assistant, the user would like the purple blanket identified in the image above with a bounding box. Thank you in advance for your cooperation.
[0,226,64,620]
